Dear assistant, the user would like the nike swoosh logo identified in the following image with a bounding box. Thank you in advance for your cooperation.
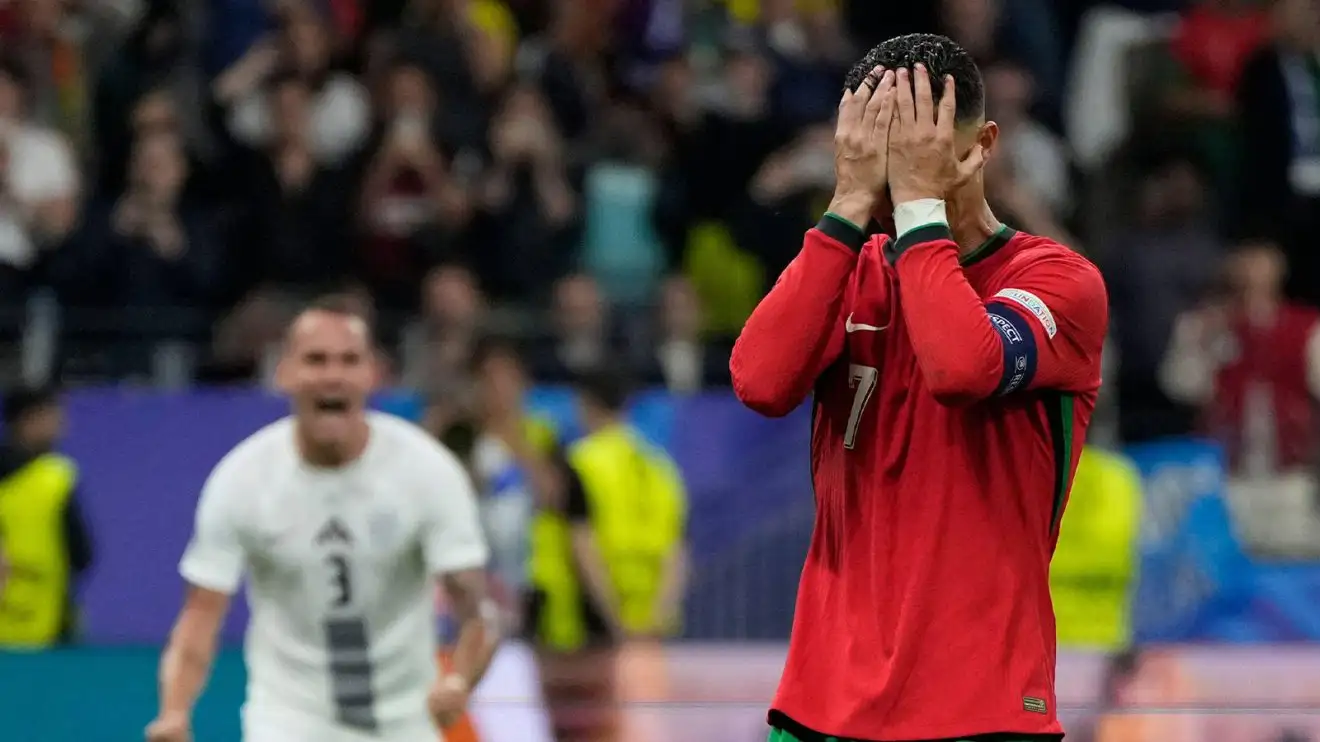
[845,313,888,333]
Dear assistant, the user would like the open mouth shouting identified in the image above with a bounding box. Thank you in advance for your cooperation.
[313,396,351,414]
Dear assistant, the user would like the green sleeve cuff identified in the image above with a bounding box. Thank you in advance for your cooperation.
[884,223,954,264]
[818,212,866,253]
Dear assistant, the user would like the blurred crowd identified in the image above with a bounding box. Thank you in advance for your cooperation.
[3,0,1320,547]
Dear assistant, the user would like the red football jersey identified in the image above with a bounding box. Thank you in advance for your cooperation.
[731,218,1108,741]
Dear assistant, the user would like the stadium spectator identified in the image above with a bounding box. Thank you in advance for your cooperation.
[1162,0,1267,194]
[229,73,357,296]
[0,55,80,302]
[467,341,557,623]
[516,0,614,144]
[472,83,579,299]
[653,43,784,265]
[0,0,97,154]
[1106,155,1224,443]
[1236,0,1320,308]
[58,130,222,377]
[983,59,1071,218]
[1160,240,1320,556]
[461,0,521,98]
[1050,447,1142,742]
[359,61,472,309]
[401,264,487,395]
[529,274,617,383]
[980,141,1078,247]
[746,122,835,276]
[638,275,731,394]
[1050,446,1142,651]
[92,0,214,196]
[527,365,688,742]
[579,95,670,304]
[0,383,92,648]
[939,0,1069,129]
[218,9,370,165]
[380,0,511,149]
[755,0,853,126]
[201,288,296,384]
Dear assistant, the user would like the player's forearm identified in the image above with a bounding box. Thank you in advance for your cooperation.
[731,215,860,417]
[449,611,500,688]
[890,202,1003,404]
[157,633,217,718]
[442,569,502,687]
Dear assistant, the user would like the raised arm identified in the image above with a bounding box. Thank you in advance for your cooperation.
[885,67,1107,405]
[731,67,897,416]
[891,225,1107,405]
[730,219,860,416]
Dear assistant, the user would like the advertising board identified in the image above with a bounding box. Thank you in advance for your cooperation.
[4,644,1318,742]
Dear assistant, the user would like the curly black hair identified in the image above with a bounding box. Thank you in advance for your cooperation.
[843,33,984,125]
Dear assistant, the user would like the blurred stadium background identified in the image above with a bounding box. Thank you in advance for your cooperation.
[1,0,1320,740]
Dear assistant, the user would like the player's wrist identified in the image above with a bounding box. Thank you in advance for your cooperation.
[892,198,948,238]
[155,708,191,724]
[439,672,470,694]
[825,192,874,231]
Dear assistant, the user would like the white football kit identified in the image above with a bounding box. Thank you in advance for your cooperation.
[179,412,489,742]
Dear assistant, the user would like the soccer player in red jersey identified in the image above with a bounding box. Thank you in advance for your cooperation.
[730,35,1109,742]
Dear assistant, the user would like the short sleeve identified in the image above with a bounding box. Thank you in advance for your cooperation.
[421,443,491,574]
[178,463,247,594]
[986,255,1109,395]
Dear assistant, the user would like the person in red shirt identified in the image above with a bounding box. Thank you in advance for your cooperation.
[731,34,1109,742]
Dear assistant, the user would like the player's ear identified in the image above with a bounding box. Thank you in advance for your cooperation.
[975,120,999,162]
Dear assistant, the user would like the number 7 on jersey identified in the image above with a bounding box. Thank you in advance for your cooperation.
[844,364,878,450]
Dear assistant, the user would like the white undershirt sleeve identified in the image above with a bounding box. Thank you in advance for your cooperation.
[892,198,949,239]
[179,462,247,594]
[421,444,490,575]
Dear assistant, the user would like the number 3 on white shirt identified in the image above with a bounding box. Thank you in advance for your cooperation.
[844,364,878,450]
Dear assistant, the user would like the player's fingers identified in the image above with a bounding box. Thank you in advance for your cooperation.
[862,64,885,93]
[913,64,934,128]
[864,69,894,129]
[851,66,880,107]
[955,143,986,185]
[894,68,915,130]
[836,88,857,141]
[937,75,957,139]
[837,88,854,119]
[873,92,896,145]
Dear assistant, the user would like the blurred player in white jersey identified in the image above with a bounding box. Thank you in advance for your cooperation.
[146,295,500,742]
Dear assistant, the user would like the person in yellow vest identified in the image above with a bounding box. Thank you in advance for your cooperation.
[0,384,93,648]
[526,367,688,742]
[1049,444,1143,742]
[1050,444,1142,650]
